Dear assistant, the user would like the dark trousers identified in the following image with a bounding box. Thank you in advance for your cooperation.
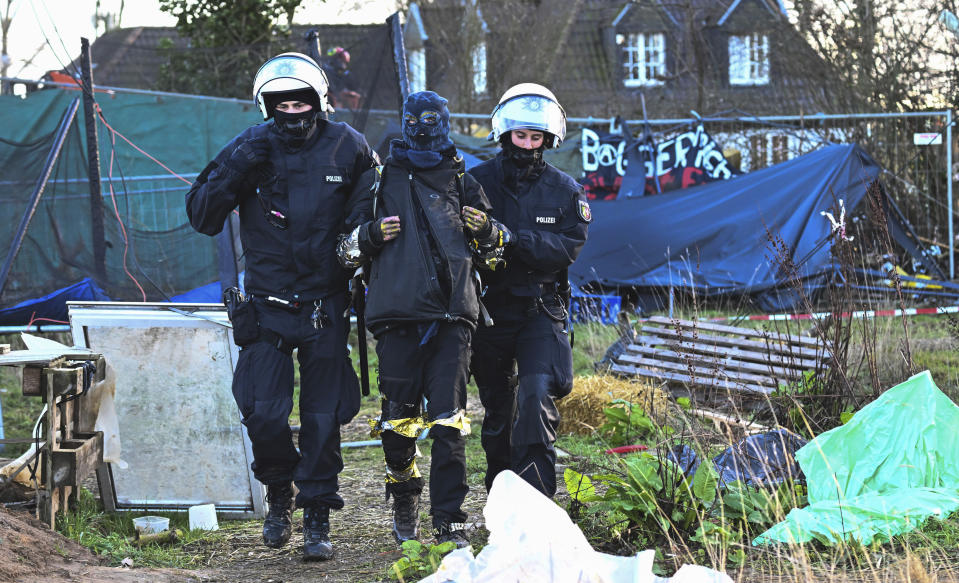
[231,293,359,509]
[376,322,471,525]
[470,301,573,497]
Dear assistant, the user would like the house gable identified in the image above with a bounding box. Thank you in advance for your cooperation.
[717,0,786,26]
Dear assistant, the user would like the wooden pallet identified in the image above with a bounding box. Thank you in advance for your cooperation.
[610,316,829,397]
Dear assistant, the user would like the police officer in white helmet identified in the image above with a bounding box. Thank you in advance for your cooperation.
[468,83,591,498]
[186,53,378,561]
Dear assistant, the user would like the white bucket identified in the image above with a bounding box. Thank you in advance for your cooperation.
[133,515,169,534]
[189,503,219,531]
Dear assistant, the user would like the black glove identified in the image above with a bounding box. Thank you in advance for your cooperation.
[366,216,401,246]
[224,137,270,175]
[367,220,385,246]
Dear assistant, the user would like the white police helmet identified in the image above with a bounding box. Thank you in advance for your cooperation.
[253,52,331,119]
[489,83,567,148]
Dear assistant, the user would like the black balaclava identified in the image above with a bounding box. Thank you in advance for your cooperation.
[500,132,547,184]
[391,90,454,169]
[265,88,326,141]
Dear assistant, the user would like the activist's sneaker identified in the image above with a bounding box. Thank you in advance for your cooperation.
[261,483,293,548]
[434,521,470,549]
[302,506,334,561]
[391,491,420,543]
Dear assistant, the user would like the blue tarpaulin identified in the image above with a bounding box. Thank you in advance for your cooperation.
[0,277,110,326]
[569,144,894,310]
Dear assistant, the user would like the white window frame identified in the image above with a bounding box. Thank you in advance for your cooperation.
[408,47,427,94]
[729,33,770,86]
[618,32,666,88]
[471,42,488,96]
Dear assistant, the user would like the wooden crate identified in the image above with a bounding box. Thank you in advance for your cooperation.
[610,316,829,397]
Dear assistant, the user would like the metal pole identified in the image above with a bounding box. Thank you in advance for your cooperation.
[304,28,322,65]
[948,109,954,279]
[387,12,410,113]
[80,38,107,283]
[0,98,81,300]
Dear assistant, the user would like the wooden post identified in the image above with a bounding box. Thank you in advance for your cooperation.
[79,37,107,283]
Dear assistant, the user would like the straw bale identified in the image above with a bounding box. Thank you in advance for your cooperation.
[557,374,670,435]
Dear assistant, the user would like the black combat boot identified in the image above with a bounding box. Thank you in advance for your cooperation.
[390,490,420,543]
[262,483,293,548]
[434,520,470,549]
[302,506,334,561]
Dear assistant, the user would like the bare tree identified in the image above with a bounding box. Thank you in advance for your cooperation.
[1,0,15,95]
[420,0,581,125]
[790,0,958,110]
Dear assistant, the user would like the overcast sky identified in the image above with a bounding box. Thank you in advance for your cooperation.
[5,0,397,79]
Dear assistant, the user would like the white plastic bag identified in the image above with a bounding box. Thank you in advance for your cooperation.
[419,471,732,583]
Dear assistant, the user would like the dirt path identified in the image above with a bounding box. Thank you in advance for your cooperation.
[188,409,494,583]
[1,407,496,583]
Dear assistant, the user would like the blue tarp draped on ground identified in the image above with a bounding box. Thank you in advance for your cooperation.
[569,144,883,310]
[0,277,111,326]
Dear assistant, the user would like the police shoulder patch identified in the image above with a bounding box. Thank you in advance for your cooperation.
[577,199,592,223]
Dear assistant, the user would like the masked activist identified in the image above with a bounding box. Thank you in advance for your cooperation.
[338,90,507,548]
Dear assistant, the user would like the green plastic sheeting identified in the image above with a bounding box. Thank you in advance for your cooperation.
[0,89,263,303]
[754,370,959,546]
[0,87,584,305]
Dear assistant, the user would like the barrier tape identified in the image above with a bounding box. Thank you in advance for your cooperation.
[703,305,959,323]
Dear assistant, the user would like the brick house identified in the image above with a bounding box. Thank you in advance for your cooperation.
[405,0,858,119]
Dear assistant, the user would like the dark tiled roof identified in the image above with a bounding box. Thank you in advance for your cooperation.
[66,24,400,110]
[64,0,859,120]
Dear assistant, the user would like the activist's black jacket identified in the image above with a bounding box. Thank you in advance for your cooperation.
[348,155,493,331]
[468,153,590,298]
[186,120,376,301]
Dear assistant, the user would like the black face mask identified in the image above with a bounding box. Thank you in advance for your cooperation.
[502,140,545,168]
[501,137,546,171]
[273,109,318,138]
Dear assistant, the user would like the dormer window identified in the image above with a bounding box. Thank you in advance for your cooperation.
[729,33,769,86]
[618,32,665,87]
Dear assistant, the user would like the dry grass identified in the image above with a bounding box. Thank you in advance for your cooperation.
[557,373,669,435]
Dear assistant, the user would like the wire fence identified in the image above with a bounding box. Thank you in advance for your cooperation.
[1,79,955,306]
[41,107,959,281]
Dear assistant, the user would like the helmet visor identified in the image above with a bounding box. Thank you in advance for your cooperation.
[491,95,566,144]
[253,53,329,118]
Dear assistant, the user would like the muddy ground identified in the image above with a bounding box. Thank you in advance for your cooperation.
[0,405,509,583]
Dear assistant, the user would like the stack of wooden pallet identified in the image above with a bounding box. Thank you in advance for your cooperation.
[610,316,828,397]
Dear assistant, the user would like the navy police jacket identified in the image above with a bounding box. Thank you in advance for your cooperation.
[186,120,376,302]
[468,153,590,298]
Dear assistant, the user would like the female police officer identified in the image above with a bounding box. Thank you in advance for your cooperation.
[186,53,377,561]
[467,83,590,498]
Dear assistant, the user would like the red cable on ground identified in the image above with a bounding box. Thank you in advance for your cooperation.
[604,444,649,454]
[26,311,69,329]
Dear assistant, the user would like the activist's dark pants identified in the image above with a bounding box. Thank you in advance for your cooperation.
[376,322,471,525]
[470,295,573,497]
[231,293,359,509]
